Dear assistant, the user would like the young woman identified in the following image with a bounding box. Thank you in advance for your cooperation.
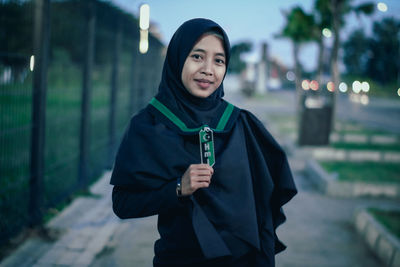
[110,18,297,267]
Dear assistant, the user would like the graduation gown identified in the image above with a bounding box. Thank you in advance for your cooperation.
[110,97,297,266]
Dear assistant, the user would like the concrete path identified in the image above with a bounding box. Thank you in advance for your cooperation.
[0,172,119,267]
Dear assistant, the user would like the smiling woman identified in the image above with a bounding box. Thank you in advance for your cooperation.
[181,33,226,98]
[110,18,296,267]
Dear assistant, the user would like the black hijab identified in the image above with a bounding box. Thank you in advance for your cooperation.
[155,18,231,127]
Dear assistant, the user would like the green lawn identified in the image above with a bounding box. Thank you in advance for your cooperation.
[0,61,133,245]
[320,161,400,183]
[334,121,393,135]
[369,208,400,239]
[331,142,400,151]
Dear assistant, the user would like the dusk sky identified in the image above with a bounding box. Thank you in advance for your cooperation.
[111,0,400,71]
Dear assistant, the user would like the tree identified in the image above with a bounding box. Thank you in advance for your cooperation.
[342,29,370,76]
[313,0,332,84]
[228,41,252,74]
[277,6,314,99]
[367,18,400,84]
[329,0,374,105]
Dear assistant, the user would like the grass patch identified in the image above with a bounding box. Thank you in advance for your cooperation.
[335,128,393,135]
[320,161,400,183]
[369,208,400,239]
[334,121,395,136]
[331,142,400,151]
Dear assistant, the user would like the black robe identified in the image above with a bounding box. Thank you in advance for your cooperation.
[110,97,297,266]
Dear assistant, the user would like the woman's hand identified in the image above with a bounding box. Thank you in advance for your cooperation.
[181,164,214,196]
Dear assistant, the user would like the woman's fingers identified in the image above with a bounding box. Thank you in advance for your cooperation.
[197,164,214,174]
[180,164,214,196]
[189,164,213,176]
[195,182,210,189]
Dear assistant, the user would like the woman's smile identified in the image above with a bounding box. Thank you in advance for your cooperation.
[194,78,214,89]
[181,34,226,98]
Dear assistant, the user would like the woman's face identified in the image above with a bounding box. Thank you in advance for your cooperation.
[181,34,226,98]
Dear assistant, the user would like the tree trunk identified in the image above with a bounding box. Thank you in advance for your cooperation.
[293,41,304,139]
[316,34,325,86]
[293,42,302,107]
[330,0,344,129]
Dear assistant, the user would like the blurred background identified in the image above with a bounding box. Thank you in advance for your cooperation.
[0,0,399,266]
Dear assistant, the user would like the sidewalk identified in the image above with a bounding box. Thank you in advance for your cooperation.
[0,171,119,267]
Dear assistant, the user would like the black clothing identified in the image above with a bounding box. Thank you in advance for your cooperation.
[110,18,297,266]
[111,105,297,265]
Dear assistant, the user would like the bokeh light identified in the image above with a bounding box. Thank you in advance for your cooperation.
[397,88,400,97]
[361,81,370,93]
[310,80,319,91]
[322,28,332,38]
[286,71,295,81]
[30,55,34,72]
[302,80,310,90]
[327,81,335,92]
[377,2,388,12]
[352,81,362,94]
[139,30,149,54]
[139,4,150,30]
[339,82,348,93]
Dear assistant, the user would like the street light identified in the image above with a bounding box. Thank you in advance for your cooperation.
[139,4,150,54]
[322,28,332,38]
[377,2,388,12]
[139,4,150,30]
[30,55,35,71]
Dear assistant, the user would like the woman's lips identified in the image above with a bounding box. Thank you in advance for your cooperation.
[194,79,213,89]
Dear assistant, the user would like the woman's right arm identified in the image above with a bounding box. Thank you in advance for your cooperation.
[112,164,213,219]
[112,180,184,219]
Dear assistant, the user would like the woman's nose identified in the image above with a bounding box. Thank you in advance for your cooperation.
[201,60,213,76]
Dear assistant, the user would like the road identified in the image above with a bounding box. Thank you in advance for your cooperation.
[336,93,400,134]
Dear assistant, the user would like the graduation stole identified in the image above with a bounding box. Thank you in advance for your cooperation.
[150,97,234,167]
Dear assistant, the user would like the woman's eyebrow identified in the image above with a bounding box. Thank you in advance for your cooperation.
[192,48,206,53]
[191,48,225,58]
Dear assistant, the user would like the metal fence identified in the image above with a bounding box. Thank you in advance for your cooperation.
[0,0,164,247]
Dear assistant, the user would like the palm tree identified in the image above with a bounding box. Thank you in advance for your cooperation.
[329,0,374,107]
[314,0,332,85]
[278,6,314,102]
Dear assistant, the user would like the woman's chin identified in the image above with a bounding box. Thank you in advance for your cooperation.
[187,88,216,98]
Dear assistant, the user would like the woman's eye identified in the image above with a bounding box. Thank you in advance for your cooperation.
[191,54,202,60]
[215,58,225,65]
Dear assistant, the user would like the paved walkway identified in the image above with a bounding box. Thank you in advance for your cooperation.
[0,172,119,267]
[1,91,398,267]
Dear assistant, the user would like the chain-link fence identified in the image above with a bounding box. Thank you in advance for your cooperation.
[0,0,164,247]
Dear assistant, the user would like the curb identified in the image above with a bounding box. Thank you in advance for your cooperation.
[305,159,400,199]
[0,171,118,267]
[354,208,400,267]
[303,147,400,163]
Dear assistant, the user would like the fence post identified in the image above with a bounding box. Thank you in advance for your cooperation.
[129,39,139,115]
[29,0,50,227]
[136,53,146,109]
[79,0,96,190]
[108,19,122,168]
